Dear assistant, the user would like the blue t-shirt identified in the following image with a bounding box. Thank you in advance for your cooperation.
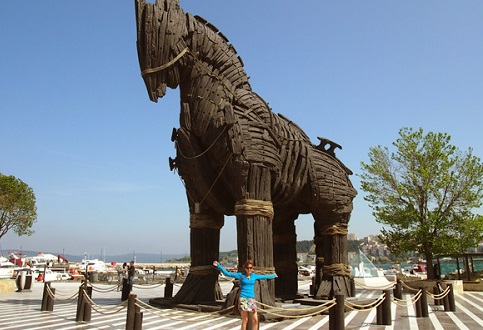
[216,264,276,298]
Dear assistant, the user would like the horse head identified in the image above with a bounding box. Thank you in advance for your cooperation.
[135,0,188,102]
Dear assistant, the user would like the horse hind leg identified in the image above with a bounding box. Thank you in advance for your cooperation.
[308,146,356,299]
[312,200,354,299]
[272,209,299,297]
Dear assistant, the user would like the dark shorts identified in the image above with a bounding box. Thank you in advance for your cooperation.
[239,297,257,312]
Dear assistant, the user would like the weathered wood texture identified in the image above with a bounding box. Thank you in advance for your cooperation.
[135,0,357,304]
[273,217,299,297]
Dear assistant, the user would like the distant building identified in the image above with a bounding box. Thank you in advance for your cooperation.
[297,253,307,262]
[348,233,358,241]
[364,235,379,244]
[358,234,392,259]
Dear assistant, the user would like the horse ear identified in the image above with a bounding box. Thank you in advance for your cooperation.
[171,0,181,10]
[154,0,180,9]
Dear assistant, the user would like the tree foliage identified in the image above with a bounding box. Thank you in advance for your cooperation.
[348,239,363,253]
[0,173,37,240]
[360,128,483,278]
[296,240,314,253]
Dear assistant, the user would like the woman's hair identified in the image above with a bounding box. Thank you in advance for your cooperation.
[244,260,254,269]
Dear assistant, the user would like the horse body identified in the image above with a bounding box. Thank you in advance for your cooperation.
[136,0,357,303]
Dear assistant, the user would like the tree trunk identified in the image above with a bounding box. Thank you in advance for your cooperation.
[425,250,434,280]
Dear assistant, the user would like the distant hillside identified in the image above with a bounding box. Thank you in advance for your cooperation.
[3,241,318,264]
[1,249,188,264]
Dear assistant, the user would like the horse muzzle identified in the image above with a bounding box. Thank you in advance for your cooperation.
[143,78,167,103]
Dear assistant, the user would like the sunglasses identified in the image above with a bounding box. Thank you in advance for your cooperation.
[246,266,253,269]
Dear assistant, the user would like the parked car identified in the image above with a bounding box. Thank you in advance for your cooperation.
[56,272,72,281]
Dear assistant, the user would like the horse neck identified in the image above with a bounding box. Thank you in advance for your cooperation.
[178,14,305,144]
[184,14,251,91]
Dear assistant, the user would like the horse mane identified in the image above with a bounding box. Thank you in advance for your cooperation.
[187,13,251,92]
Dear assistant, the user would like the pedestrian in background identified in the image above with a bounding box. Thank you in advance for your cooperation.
[128,260,135,292]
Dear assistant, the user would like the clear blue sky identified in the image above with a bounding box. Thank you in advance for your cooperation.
[1,1,482,257]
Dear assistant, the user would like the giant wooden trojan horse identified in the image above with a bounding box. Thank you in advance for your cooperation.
[135,0,357,305]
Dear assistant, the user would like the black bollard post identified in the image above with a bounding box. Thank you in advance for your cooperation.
[165,277,173,298]
[46,287,55,312]
[83,286,92,322]
[447,284,456,312]
[121,278,130,301]
[76,285,85,321]
[442,284,450,312]
[76,285,92,322]
[376,304,382,325]
[394,280,402,300]
[433,285,441,306]
[329,294,344,330]
[41,282,50,311]
[134,311,143,330]
[415,293,422,317]
[381,289,392,325]
[126,294,137,330]
[420,287,428,317]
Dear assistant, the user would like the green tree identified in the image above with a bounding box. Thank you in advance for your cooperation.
[0,173,37,240]
[360,128,483,279]
[296,240,314,253]
[348,239,363,253]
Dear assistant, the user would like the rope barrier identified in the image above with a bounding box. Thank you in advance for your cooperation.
[45,283,78,301]
[391,290,423,307]
[257,299,335,313]
[354,280,397,291]
[134,298,225,322]
[426,285,450,299]
[344,293,386,310]
[43,277,453,324]
[89,283,119,293]
[47,286,78,295]
[396,280,452,304]
[256,300,336,319]
[82,290,128,315]
[132,283,165,290]
[136,287,337,321]
[435,284,452,299]
[399,280,421,292]
[42,280,352,323]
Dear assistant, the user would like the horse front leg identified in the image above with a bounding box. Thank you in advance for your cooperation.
[234,165,276,307]
[171,208,224,304]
